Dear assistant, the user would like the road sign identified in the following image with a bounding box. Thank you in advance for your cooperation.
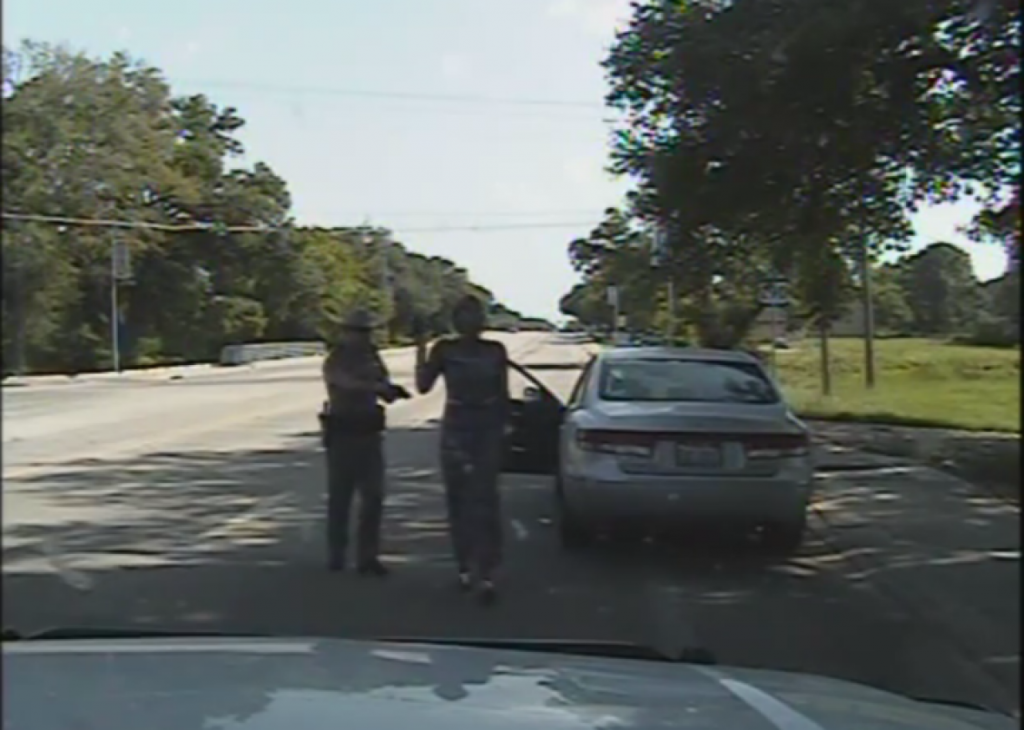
[606,286,619,307]
[650,226,669,267]
[758,280,789,307]
[112,239,131,280]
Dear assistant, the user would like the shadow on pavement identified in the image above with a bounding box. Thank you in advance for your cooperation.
[811,465,1020,711]
[3,427,472,636]
[2,423,1019,714]
[812,419,1021,500]
[2,423,782,637]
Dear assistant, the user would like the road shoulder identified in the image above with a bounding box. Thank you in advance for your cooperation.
[813,443,1020,714]
[810,419,1020,502]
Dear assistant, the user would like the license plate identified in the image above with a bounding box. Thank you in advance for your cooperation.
[675,444,722,467]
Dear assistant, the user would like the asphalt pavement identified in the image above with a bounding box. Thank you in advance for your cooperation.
[2,332,1018,716]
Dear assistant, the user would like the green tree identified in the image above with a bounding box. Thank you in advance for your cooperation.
[870,264,914,335]
[559,281,615,329]
[2,42,533,375]
[597,0,1017,343]
[896,242,983,335]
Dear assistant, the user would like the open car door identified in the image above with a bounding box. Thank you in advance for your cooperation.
[502,361,564,475]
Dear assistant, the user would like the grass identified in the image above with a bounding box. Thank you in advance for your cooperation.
[771,337,1020,433]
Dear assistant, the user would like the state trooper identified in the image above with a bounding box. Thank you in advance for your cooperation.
[415,295,509,605]
[321,308,409,575]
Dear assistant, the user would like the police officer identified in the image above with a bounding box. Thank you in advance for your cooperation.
[322,308,409,575]
[415,295,509,605]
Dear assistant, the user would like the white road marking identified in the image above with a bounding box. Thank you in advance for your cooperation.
[40,536,95,592]
[694,667,826,730]
[816,465,926,479]
[197,494,293,542]
[643,577,701,658]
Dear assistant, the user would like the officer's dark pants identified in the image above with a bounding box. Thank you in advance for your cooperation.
[325,430,385,567]
[440,424,504,581]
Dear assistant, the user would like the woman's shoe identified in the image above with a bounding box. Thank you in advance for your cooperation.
[477,580,498,606]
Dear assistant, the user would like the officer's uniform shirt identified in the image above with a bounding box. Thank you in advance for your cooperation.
[324,341,389,416]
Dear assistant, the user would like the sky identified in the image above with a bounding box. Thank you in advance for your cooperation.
[3,0,1008,320]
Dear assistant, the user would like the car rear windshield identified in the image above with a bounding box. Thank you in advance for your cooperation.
[598,358,779,404]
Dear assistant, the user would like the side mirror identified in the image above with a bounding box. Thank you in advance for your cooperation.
[524,386,542,402]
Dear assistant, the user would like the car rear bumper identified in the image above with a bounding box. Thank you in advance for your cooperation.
[561,468,813,525]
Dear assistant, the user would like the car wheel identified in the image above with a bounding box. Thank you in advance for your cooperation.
[761,516,806,554]
[555,474,592,549]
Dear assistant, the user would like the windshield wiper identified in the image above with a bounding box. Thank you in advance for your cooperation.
[381,637,717,665]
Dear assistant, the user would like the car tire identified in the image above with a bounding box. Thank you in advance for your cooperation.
[761,515,806,554]
[555,474,592,550]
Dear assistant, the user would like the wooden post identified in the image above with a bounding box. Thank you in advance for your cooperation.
[819,317,832,396]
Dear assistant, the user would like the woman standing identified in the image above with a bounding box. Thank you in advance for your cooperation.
[415,296,509,605]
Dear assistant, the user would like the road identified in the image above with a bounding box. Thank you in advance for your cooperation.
[3,332,1019,716]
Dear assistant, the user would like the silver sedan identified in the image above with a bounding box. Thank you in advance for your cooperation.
[503,347,814,552]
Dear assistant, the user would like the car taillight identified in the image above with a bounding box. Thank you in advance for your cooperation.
[744,433,810,458]
[576,429,655,457]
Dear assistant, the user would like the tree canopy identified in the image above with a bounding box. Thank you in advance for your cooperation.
[560,0,1020,347]
[1,42,545,375]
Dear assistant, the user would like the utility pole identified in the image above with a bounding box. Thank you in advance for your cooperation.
[380,235,393,340]
[758,272,789,380]
[860,236,876,389]
[5,58,27,374]
[8,223,28,376]
[379,239,392,301]
[111,258,120,373]
[362,221,392,337]
[110,233,130,373]
[651,224,674,343]
[15,266,27,376]
[666,277,676,344]
[607,285,620,343]
[819,317,832,396]
[361,221,390,297]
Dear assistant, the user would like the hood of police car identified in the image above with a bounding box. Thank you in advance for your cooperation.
[2,635,1014,729]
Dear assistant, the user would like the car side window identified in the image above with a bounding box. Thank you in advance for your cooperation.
[567,357,595,408]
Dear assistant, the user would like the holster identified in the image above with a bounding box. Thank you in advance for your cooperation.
[320,405,385,446]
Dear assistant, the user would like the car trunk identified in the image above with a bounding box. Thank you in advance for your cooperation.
[582,401,808,477]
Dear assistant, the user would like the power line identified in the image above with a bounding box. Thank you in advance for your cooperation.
[383,221,599,233]
[174,77,606,111]
[1,211,597,234]
[303,208,607,219]
[1,212,270,233]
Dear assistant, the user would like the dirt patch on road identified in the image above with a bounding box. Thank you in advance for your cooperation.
[810,420,1020,502]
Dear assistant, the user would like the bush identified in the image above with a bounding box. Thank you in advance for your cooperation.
[954,316,1020,348]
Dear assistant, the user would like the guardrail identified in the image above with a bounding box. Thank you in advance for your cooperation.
[219,341,326,366]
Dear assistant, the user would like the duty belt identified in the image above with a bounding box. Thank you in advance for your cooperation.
[446,398,499,407]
